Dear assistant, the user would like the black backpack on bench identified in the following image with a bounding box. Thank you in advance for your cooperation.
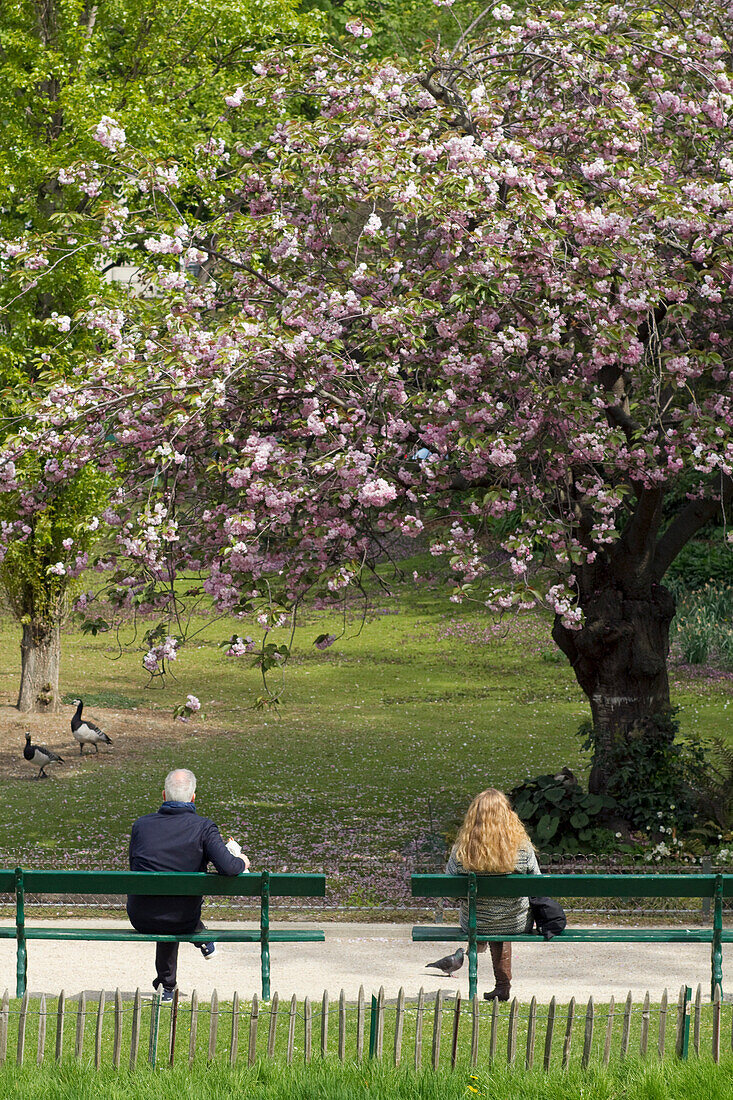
[528,896,567,940]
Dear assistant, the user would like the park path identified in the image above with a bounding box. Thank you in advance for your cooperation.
[0,920,717,1002]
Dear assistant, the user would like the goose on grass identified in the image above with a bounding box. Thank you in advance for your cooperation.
[71,699,113,754]
[24,733,64,779]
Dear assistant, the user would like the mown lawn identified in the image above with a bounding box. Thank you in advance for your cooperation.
[0,1056,731,1100]
[0,563,730,907]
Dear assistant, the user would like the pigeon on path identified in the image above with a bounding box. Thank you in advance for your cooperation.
[23,733,64,779]
[425,947,465,977]
[71,699,113,754]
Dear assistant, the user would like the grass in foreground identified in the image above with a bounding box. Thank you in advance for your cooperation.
[0,1057,731,1100]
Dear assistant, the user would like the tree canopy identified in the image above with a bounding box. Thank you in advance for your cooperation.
[2,0,732,797]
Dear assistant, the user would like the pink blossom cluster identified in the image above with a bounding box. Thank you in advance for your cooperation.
[92,116,126,152]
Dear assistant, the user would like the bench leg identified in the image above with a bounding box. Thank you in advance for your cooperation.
[261,870,271,1000]
[15,868,26,998]
[712,875,723,1001]
[467,873,477,1000]
[16,936,26,999]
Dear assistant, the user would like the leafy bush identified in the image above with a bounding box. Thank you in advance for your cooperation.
[509,769,618,854]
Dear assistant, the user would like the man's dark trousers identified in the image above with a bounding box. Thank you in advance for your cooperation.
[126,801,246,991]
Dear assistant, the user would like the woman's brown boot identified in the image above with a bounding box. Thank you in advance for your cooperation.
[483,942,512,1001]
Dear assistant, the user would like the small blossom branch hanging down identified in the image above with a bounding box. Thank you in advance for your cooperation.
[2,1,733,787]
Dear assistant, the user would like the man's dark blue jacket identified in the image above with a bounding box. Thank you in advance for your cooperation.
[126,802,246,931]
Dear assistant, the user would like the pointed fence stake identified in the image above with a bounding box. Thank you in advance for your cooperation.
[431,988,443,1071]
[37,992,47,1065]
[394,987,405,1068]
[246,992,257,1068]
[414,987,425,1070]
[356,986,365,1063]
[712,985,721,1064]
[620,991,632,1061]
[229,991,239,1067]
[693,984,702,1057]
[507,997,518,1067]
[148,991,161,1067]
[640,991,650,1057]
[562,997,575,1069]
[188,990,199,1068]
[0,989,9,1066]
[321,990,329,1058]
[55,991,66,1063]
[675,985,691,1059]
[581,996,594,1069]
[658,989,668,1059]
[286,994,297,1064]
[304,996,312,1064]
[470,994,480,1069]
[450,991,461,1071]
[489,996,499,1063]
[75,990,86,1061]
[95,991,105,1070]
[208,989,219,1063]
[267,993,279,1060]
[526,995,537,1070]
[168,987,179,1067]
[602,996,614,1068]
[544,995,556,1072]
[376,987,385,1060]
[17,990,29,1066]
[113,989,123,1069]
[130,988,141,1072]
[338,989,346,1063]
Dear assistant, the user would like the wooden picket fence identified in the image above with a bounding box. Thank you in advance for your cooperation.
[0,985,730,1071]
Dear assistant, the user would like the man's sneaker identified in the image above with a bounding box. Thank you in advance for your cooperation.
[160,987,176,1003]
[200,941,216,960]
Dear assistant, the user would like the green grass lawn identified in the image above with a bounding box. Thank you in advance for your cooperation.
[0,565,731,908]
[0,1054,731,1100]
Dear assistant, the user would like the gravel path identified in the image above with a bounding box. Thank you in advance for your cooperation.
[0,920,720,1002]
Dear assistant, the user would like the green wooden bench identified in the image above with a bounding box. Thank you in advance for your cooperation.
[6,867,325,1000]
[412,872,733,1000]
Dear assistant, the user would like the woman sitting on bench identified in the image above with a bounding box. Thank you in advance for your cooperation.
[446,788,539,1001]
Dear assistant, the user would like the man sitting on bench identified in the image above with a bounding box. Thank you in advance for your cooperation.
[127,768,249,1001]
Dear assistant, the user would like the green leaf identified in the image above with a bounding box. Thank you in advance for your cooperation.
[570,811,589,828]
[536,814,559,840]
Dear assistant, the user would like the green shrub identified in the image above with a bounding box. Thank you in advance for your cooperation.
[509,769,617,854]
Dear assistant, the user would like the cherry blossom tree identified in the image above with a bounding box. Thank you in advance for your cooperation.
[3,0,733,804]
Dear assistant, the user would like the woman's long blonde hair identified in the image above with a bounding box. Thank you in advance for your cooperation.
[454,788,533,873]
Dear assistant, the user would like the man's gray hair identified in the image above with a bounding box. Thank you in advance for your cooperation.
[164,768,196,802]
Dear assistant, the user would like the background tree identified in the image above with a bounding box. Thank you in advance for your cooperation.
[0,0,315,710]
[3,1,733,822]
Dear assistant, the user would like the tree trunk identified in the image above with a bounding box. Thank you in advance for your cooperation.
[552,580,676,794]
[17,620,61,713]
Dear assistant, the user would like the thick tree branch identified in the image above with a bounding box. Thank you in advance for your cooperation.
[653,479,733,581]
[619,486,664,562]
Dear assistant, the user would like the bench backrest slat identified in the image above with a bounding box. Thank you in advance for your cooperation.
[21,870,325,898]
[411,873,722,899]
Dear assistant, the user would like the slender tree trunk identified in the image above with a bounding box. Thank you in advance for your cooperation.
[17,620,61,713]
[552,579,676,795]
